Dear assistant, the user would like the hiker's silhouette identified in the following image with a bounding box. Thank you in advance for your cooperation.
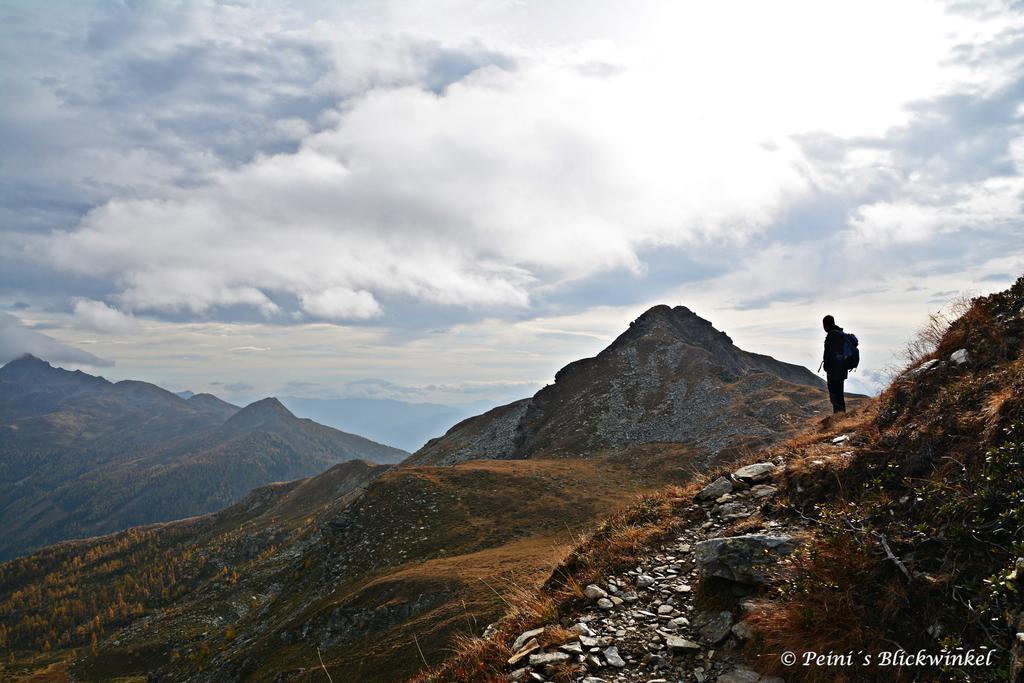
[821,315,847,413]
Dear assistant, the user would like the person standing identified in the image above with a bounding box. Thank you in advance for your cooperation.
[822,315,847,413]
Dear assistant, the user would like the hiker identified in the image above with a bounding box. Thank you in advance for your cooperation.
[822,315,847,413]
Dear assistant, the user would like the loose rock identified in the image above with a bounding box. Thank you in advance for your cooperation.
[694,535,798,584]
[528,651,570,666]
[603,645,626,667]
[511,627,545,651]
[716,667,761,683]
[694,610,734,644]
[665,635,702,654]
[732,463,776,484]
[697,476,734,501]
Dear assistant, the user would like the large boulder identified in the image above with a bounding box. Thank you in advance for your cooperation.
[693,534,798,584]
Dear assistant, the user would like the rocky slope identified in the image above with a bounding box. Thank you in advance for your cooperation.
[407,305,830,466]
[420,276,1024,683]
[494,458,795,683]
[0,356,407,560]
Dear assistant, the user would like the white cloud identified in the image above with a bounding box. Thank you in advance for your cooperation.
[300,288,382,320]
[4,1,1024,404]
[71,298,139,333]
[45,59,810,318]
[0,312,113,367]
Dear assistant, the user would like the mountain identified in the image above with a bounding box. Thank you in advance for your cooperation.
[0,305,843,681]
[426,276,1024,683]
[186,392,240,421]
[0,458,390,674]
[0,357,408,561]
[280,396,480,452]
[408,305,830,465]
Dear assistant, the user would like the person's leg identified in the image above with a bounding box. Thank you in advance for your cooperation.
[826,372,845,413]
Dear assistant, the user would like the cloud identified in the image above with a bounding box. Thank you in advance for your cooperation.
[71,298,139,333]
[300,288,382,320]
[2,1,1024,404]
[0,312,113,367]
[44,59,809,320]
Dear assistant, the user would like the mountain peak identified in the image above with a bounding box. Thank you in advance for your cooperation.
[1,353,51,372]
[244,396,291,414]
[618,304,734,353]
[221,397,294,432]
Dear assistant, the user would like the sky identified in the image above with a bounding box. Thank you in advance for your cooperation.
[1,0,1022,406]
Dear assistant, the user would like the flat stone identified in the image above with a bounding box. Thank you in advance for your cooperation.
[732,463,777,483]
[507,637,540,665]
[665,635,702,654]
[511,627,545,651]
[697,476,734,501]
[715,668,761,683]
[694,610,734,644]
[950,348,969,365]
[657,604,675,615]
[528,651,570,666]
[580,635,599,647]
[636,574,656,588]
[560,641,584,654]
[716,502,747,517]
[603,646,626,667]
[585,584,608,601]
[571,622,595,637]
[666,616,690,630]
[693,535,798,584]
[597,597,614,610]
[507,667,530,682]
[909,358,942,376]
[749,484,777,498]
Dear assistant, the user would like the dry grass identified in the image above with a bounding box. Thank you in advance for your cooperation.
[744,533,913,683]
[740,278,1024,683]
[411,480,706,683]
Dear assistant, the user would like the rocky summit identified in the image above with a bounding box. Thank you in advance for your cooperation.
[409,305,830,466]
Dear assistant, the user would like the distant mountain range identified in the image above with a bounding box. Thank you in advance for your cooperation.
[278,396,489,452]
[0,304,839,681]
[0,355,407,561]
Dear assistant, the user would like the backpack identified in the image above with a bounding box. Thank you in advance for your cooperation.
[842,332,860,370]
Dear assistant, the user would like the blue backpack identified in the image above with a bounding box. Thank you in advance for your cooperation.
[842,332,860,370]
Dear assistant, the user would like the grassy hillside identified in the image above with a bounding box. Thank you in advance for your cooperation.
[418,276,1024,683]
[0,359,407,561]
[0,460,388,679]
